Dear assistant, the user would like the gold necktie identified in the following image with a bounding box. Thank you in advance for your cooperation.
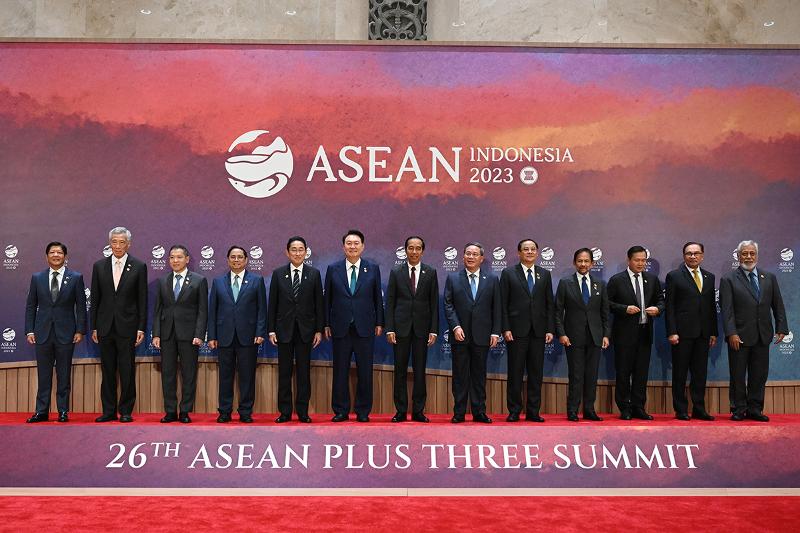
[692,269,701,291]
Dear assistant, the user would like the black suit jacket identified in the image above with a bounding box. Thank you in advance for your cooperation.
[664,266,718,339]
[554,274,610,347]
[385,262,439,338]
[90,255,148,337]
[499,264,555,337]
[719,267,788,345]
[25,268,87,344]
[152,270,208,341]
[607,270,664,346]
[267,264,325,344]
[443,269,502,346]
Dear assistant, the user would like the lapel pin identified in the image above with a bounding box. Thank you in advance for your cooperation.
[184,280,189,285]
[363,267,368,273]
[536,273,541,280]
[244,279,249,284]
[644,279,648,284]
[285,274,289,278]
[421,270,426,275]
[760,274,765,279]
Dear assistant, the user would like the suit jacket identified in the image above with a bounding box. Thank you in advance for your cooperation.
[607,270,664,346]
[443,269,502,346]
[25,268,87,344]
[324,258,384,338]
[719,267,788,345]
[500,264,555,337]
[664,266,718,339]
[207,270,267,347]
[152,270,208,342]
[385,262,439,338]
[90,255,148,337]
[554,274,610,347]
[267,264,324,344]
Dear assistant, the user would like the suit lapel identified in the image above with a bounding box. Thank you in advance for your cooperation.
[571,274,587,307]
[460,270,474,302]
[224,272,236,303]
[354,261,368,296]
[474,269,489,302]
[515,264,530,297]
[736,268,759,301]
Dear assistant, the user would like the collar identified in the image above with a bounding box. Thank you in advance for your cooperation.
[465,268,480,278]
[575,272,590,284]
[112,253,128,265]
[741,266,759,278]
[49,266,66,277]
[346,258,361,271]
[520,263,535,274]
[627,268,643,278]
[172,268,188,279]
[230,270,246,283]
[290,263,304,275]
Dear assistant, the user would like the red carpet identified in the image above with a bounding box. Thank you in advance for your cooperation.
[0,496,795,531]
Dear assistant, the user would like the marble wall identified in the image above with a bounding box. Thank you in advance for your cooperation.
[0,0,798,44]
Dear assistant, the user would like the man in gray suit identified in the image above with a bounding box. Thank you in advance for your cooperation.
[720,240,788,422]
[152,245,208,423]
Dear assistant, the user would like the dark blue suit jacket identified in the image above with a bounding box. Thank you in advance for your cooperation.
[25,268,87,344]
[207,270,267,347]
[443,269,502,346]
[324,259,385,338]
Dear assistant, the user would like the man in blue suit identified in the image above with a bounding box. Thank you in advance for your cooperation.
[324,229,385,422]
[444,242,502,423]
[25,241,86,423]
[207,246,267,423]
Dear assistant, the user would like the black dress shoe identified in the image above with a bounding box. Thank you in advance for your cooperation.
[95,414,117,423]
[217,413,232,423]
[620,411,632,421]
[583,411,603,422]
[451,415,465,423]
[567,412,579,422]
[179,413,191,424]
[692,410,715,421]
[526,414,545,423]
[58,412,68,423]
[631,409,653,420]
[26,412,48,423]
[275,414,291,423]
[161,413,178,423]
[675,412,690,421]
[298,415,312,423]
[472,413,492,423]
[747,412,770,422]
[391,412,407,423]
[119,415,134,423]
[356,415,370,423]
[506,412,520,422]
[730,412,745,421]
[240,415,254,423]
[412,413,430,423]
[332,413,349,422]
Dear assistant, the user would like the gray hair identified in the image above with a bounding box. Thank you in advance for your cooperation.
[108,226,132,242]
[736,240,758,254]
[464,242,485,256]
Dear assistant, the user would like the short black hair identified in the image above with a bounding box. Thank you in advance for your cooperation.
[573,247,593,262]
[227,245,248,258]
[464,242,484,255]
[405,235,425,250]
[169,244,189,256]
[46,241,67,255]
[627,245,647,259]
[682,241,704,254]
[287,236,307,251]
[342,229,365,244]
[517,239,539,251]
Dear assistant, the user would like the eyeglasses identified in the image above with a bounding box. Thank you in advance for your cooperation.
[464,252,482,258]
[684,251,704,257]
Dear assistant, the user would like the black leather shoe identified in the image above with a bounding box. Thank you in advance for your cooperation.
[676,412,690,421]
[217,413,232,423]
[95,414,117,423]
[451,415,465,423]
[747,412,770,422]
[161,413,178,423]
[631,409,653,420]
[356,415,370,423]
[526,414,545,423]
[473,413,492,423]
[119,415,134,423]
[179,413,191,423]
[332,413,349,422]
[620,411,632,421]
[506,412,520,422]
[275,414,291,423]
[730,412,745,421]
[391,412,407,423]
[412,413,430,423]
[692,410,715,421]
[298,415,312,423]
[583,411,603,422]
[240,415,254,423]
[26,412,48,423]
[567,412,579,422]
[58,412,68,423]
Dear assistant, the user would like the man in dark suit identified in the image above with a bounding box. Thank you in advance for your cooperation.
[324,229,384,423]
[444,242,501,424]
[152,245,208,424]
[207,245,267,423]
[91,227,147,423]
[607,245,664,420]
[500,239,554,423]
[665,242,718,421]
[720,240,787,422]
[555,248,609,422]
[385,236,439,423]
[268,236,324,423]
[24,241,86,423]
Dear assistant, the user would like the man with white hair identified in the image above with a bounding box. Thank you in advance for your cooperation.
[91,227,148,423]
[719,240,787,422]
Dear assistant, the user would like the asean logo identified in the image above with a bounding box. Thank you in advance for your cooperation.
[200,246,214,259]
[305,247,312,260]
[249,246,263,260]
[2,328,15,342]
[225,130,293,199]
[102,245,113,258]
[540,247,555,261]
[152,245,165,259]
[780,248,793,261]
[783,331,794,343]
[4,245,18,259]
[492,247,506,261]
[444,247,458,261]
[396,246,407,260]
[591,247,602,261]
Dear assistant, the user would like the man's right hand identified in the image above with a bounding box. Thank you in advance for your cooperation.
[626,305,641,315]
[91,330,98,343]
[727,334,742,351]
[454,326,465,342]
[668,334,679,345]
[208,340,218,349]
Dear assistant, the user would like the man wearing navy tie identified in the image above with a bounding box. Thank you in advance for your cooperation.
[25,242,86,423]
[207,246,267,423]
[324,230,384,423]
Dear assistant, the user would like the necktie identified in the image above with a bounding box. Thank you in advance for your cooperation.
[174,274,182,300]
[469,273,477,299]
[232,274,240,302]
[526,268,534,295]
[50,271,60,302]
[113,260,123,290]
[634,273,646,324]
[749,271,761,300]
[581,275,590,305]
[349,265,357,295]
[292,268,300,299]
[692,269,702,291]
[410,266,417,296]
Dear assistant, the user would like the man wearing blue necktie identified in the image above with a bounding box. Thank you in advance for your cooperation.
[720,240,787,422]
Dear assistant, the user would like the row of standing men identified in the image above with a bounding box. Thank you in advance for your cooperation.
[24,228,787,424]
